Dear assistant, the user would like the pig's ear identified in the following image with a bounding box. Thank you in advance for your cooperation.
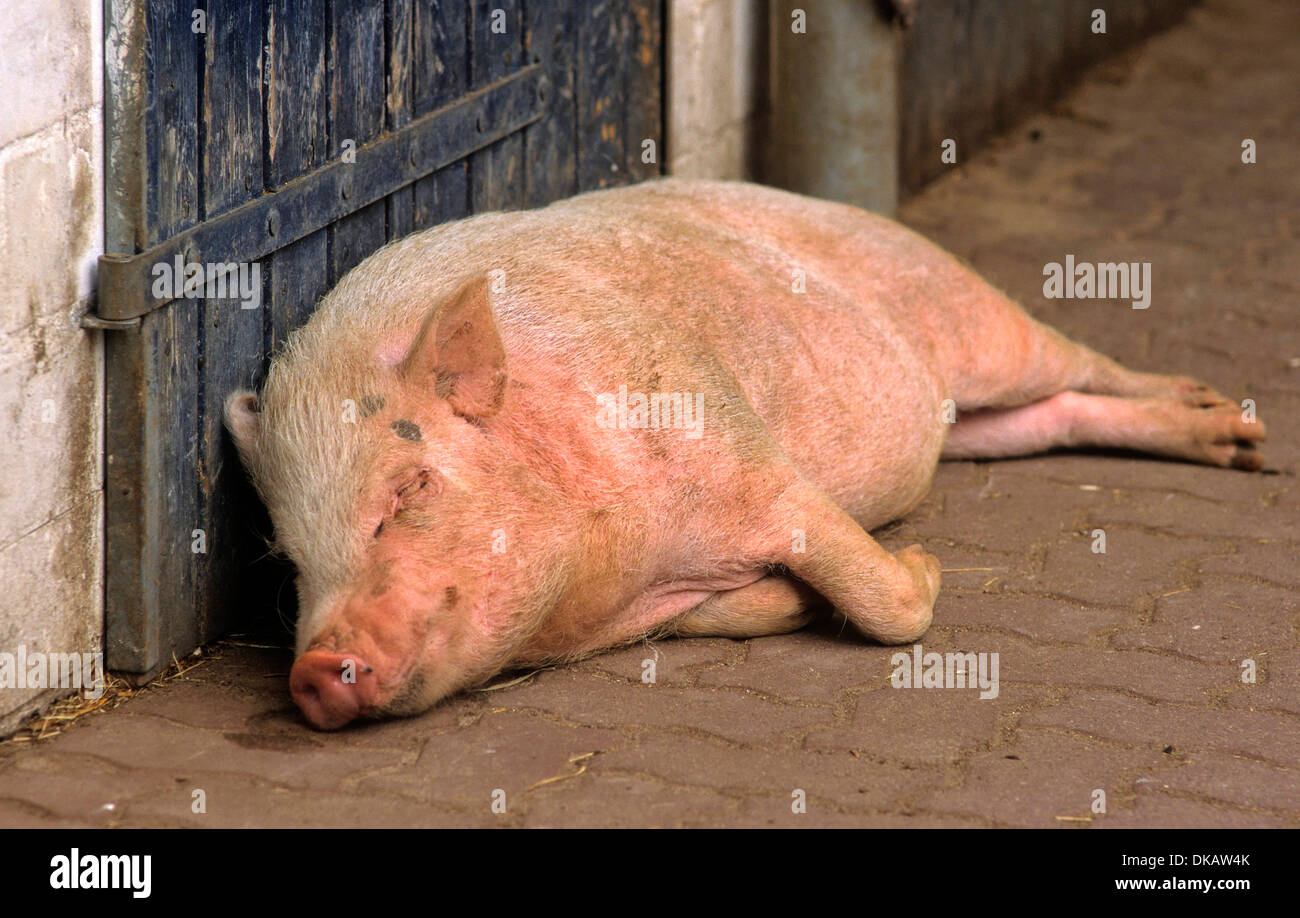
[401,275,507,419]
[224,391,263,469]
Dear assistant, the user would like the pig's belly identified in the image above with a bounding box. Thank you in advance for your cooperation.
[717,297,948,530]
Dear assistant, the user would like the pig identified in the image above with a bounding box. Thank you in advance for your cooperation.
[224,178,1266,729]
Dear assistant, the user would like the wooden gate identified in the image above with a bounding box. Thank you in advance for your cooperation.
[94,0,663,678]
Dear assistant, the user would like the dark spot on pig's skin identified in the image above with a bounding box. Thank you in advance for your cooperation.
[370,578,391,598]
[444,585,459,609]
[391,419,422,442]
[359,394,385,417]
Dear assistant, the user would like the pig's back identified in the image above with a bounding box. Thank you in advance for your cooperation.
[581,179,953,519]
[313,178,1000,523]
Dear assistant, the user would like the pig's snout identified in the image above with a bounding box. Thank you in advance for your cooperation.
[289,650,379,730]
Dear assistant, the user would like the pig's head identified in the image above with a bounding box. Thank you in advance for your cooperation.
[225,275,568,729]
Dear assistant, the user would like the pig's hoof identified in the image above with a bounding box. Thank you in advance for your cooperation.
[1181,401,1267,468]
[880,544,941,643]
[896,544,941,602]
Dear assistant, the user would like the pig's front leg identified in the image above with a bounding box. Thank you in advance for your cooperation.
[673,576,819,638]
[763,477,942,644]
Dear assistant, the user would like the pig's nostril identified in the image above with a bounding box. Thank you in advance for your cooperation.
[289,650,377,730]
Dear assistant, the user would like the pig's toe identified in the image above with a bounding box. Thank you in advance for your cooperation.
[897,544,942,601]
[876,544,941,643]
[290,650,378,730]
[1194,404,1266,468]
[1230,442,1265,471]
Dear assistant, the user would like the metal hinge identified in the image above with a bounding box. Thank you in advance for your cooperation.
[86,64,549,330]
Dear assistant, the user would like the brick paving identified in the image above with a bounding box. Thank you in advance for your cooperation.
[1,0,1295,828]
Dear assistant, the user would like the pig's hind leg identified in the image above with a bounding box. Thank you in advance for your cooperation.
[951,312,1229,409]
[942,390,1266,469]
[942,315,1265,469]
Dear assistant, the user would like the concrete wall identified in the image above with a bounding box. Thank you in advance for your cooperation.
[667,0,1199,207]
[667,0,899,213]
[0,0,104,733]
[898,0,1199,194]
[665,0,769,180]
[763,0,898,214]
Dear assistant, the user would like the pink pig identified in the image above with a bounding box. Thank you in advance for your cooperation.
[225,178,1265,729]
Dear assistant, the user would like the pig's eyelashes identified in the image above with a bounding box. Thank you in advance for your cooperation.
[396,467,440,500]
[377,468,440,536]
[396,477,426,500]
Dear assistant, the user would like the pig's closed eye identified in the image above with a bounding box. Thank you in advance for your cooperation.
[396,468,440,503]
[397,477,426,500]
[374,465,439,535]
[395,465,441,507]
[375,468,439,538]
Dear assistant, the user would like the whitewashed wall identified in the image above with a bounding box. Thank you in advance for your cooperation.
[0,0,104,733]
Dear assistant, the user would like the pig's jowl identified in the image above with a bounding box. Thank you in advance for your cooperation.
[225,178,1265,729]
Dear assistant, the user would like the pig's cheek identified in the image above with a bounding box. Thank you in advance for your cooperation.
[425,606,487,673]
[416,616,454,662]
[368,573,468,686]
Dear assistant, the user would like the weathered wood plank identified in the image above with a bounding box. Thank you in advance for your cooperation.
[145,6,199,241]
[266,0,328,188]
[106,1,202,672]
[203,2,261,217]
[266,0,331,349]
[386,0,416,241]
[471,0,524,212]
[624,0,662,183]
[524,0,577,206]
[143,298,201,660]
[329,2,389,283]
[577,0,624,191]
[197,0,267,643]
[412,0,470,229]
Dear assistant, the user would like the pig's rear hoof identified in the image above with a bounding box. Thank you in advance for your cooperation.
[290,650,377,730]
